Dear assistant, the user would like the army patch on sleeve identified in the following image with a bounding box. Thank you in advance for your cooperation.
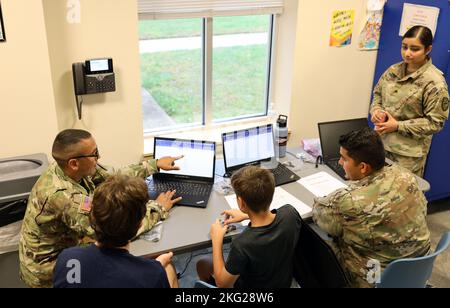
[441,97,449,112]
[79,195,92,213]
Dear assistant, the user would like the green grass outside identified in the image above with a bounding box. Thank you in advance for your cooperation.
[139,15,270,40]
[141,45,268,124]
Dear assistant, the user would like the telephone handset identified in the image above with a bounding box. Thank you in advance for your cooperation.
[72,63,86,95]
[72,58,116,119]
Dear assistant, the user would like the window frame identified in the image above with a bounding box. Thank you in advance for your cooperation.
[140,14,276,136]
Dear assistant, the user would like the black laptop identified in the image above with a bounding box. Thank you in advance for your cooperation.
[148,137,216,208]
[318,118,369,180]
[221,124,300,186]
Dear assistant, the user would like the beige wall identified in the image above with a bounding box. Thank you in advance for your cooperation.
[289,0,378,144]
[42,0,144,167]
[271,0,298,118]
[0,0,58,159]
[0,0,380,165]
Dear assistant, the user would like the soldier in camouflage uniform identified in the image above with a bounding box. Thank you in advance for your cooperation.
[370,25,449,177]
[19,129,182,288]
[313,128,430,288]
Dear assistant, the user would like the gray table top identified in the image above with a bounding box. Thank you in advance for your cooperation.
[129,150,430,257]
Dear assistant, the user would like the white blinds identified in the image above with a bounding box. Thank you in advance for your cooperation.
[138,0,284,20]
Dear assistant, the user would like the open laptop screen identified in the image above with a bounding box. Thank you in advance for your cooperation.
[153,138,216,179]
[318,118,369,161]
[222,124,275,170]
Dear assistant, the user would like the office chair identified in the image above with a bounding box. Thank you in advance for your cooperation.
[377,231,450,288]
[194,280,217,288]
[293,216,350,288]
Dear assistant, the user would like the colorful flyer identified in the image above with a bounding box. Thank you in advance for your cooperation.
[330,9,355,47]
[358,11,383,50]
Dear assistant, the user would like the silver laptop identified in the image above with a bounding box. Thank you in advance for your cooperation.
[148,137,216,208]
[221,124,299,186]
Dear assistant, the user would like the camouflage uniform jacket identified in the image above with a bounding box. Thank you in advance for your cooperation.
[370,59,449,157]
[312,165,430,288]
[19,160,168,288]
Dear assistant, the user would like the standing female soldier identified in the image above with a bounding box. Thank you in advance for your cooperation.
[371,25,449,177]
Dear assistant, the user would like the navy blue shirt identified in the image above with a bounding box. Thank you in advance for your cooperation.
[53,244,170,288]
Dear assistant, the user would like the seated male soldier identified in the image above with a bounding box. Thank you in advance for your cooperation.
[313,127,430,288]
[19,129,182,288]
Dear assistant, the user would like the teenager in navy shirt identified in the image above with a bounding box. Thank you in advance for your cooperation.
[53,175,178,288]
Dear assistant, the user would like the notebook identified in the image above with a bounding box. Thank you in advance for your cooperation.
[148,137,216,208]
[221,124,300,186]
[317,118,369,180]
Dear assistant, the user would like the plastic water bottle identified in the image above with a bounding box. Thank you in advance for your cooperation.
[275,115,288,158]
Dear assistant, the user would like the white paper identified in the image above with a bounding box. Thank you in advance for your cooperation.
[297,171,347,198]
[399,3,439,37]
[367,0,386,12]
[225,187,312,226]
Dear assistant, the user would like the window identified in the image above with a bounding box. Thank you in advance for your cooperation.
[212,15,272,122]
[140,18,203,131]
[139,15,274,133]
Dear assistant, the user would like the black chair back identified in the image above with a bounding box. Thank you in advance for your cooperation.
[293,217,350,288]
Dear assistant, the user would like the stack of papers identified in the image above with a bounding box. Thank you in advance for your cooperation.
[225,187,312,226]
[297,171,347,197]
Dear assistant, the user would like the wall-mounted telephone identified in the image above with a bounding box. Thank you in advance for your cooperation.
[72,58,116,119]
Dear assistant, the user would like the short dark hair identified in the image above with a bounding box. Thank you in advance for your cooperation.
[231,166,275,213]
[339,127,385,171]
[90,175,148,248]
[52,129,92,166]
[403,25,433,49]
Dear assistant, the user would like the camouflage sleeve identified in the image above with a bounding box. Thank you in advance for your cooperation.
[312,188,351,237]
[90,164,111,186]
[134,200,169,237]
[51,191,96,238]
[370,71,388,115]
[114,159,158,179]
[398,84,449,138]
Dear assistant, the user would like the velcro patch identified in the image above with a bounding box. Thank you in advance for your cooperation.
[79,195,92,213]
[441,97,449,112]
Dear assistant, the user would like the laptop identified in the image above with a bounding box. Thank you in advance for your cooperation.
[148,137,216,208]
[221,124,300,186]
[318,118,369,180]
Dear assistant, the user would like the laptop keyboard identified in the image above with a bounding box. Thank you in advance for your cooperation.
[270,163,300,186]
[271,163,290,177]
[150,180,211,197]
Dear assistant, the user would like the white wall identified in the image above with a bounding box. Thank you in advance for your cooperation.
[0,0,380,165]
[0,0,58,159]
[271,0,298,118]
[289,0,378,144]
[42,0,144,167]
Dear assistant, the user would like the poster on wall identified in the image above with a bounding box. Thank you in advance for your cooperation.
[399,3,439,36]
[0,1,5,42]
[358,0,386,50]
[329,9,355,47]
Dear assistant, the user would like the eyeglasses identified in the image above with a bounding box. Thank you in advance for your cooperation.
[69,148,100,161]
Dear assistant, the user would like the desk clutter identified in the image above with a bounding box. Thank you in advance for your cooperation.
[225,187,313,226]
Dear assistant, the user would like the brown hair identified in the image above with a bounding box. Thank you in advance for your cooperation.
[90,175,148,248]
[231,166,275,213]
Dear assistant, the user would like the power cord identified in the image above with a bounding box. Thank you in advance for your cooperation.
[177,247,232,279]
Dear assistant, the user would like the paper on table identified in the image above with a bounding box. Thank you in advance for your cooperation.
[225,187,312,226]
[297,171,347,198]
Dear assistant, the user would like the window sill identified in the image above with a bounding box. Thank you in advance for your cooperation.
[143,116,273,157]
